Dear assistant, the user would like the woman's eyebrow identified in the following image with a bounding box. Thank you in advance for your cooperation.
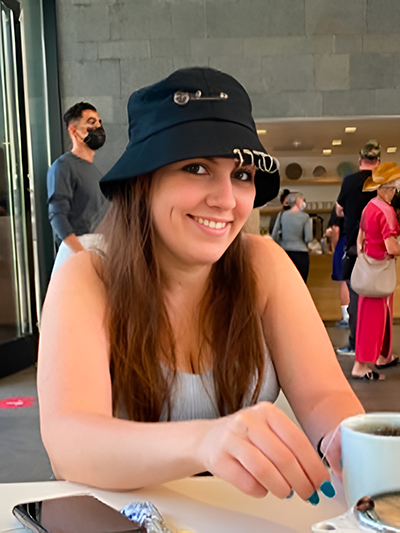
[182,157,255,172]
[235,161,256,172]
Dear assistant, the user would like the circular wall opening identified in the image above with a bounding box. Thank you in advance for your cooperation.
[313,165,327,177]
[285,162,303,180]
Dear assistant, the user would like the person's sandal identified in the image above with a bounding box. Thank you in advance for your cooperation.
[375,356,399,369]
[352,371,382,381]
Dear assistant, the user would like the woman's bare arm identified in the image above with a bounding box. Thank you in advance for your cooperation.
[247,234,364,472]
[385,235,400,256]
[357,227,365,254]
[38,250,332,498]
[38,252,211,489]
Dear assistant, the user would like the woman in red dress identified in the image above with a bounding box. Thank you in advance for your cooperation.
[352,162,400,380]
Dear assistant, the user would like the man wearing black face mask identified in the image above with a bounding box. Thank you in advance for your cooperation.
[47,102,108,265]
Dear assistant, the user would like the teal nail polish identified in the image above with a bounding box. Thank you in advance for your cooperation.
[340,459,343,470]
[285,489,294,499]
[308,491,320,506]
[320,480,336,498]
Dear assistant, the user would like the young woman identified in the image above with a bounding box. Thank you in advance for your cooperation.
[38,67,364,504]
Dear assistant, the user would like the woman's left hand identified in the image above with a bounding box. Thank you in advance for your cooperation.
[196,402,331,500]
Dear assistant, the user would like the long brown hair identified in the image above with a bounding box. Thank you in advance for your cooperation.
[97,174,266,421]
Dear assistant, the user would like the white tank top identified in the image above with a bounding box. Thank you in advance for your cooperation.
[159,345,279,421]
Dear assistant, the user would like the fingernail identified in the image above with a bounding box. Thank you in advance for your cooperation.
[340,459,343,470]
[320,480,336,498]
[285,489,294,499]
[308,491,320,506]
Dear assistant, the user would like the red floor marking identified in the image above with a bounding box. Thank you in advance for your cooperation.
[0,397,35,409]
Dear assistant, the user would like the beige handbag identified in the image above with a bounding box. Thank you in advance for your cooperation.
[350,252,396,298]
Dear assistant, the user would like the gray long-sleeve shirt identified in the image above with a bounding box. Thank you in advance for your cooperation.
[271,210,312,252]
[47,152,108,241]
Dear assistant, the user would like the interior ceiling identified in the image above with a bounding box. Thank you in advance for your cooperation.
[255,116,400,158]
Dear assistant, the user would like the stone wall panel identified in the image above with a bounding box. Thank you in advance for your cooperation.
[206,0,305,38]
[322,89,376,116]
[53,0,400,174]
[349,53,395,89]
[261,55,314,92]
[305,0,366,35]
[314,54,350,91]
[367,0,400,34]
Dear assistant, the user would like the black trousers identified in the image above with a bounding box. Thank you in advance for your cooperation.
[286,251,310,283]
[341,246,358,350]
[346,280,359,350]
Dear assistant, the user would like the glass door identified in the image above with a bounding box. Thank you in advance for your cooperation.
[0,1,33,345]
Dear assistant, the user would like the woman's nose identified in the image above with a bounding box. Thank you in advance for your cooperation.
[206,175,236,210]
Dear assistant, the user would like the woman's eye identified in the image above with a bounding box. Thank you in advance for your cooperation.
[234,169,253,182]
[182,163,208,174]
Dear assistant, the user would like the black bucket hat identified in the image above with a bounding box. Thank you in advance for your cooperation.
[100,67,280,207]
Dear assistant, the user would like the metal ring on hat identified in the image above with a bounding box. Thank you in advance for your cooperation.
[253,151,267,172]
[233,149,244,167]
[272,156,280,170]
[265,154,275,172]
[243,149,254,166]
[253,151,275,173]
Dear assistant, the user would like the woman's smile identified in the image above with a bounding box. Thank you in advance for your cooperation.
[150,157,255,268]
[190,215,230,231]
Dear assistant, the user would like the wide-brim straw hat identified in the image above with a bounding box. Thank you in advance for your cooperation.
[100,67,280,207]
[363,162,400,191]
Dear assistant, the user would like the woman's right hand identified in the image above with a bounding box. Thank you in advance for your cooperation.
[196,402,331,501]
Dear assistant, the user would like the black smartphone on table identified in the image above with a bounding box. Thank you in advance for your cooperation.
[12,494,144,532]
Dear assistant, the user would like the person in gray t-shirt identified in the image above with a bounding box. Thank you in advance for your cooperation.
[47,102,108,256]
[271,191,312,282]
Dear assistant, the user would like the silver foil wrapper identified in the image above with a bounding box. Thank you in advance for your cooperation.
[120,501,171,533]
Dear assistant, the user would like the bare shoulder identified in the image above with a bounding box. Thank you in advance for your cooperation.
[51,250,104,287]
[44,250,107,317]
[39,252,112,425]
[39,251,110,384]
[244,233,295,280]
[243,233,310,310]
[245,233,287,263]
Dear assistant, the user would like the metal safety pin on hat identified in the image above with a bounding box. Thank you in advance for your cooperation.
[173,90,228,105]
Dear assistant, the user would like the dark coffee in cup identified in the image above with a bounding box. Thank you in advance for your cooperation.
[355,424,400,436]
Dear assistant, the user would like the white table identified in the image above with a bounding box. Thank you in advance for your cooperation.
[0,477,349,533]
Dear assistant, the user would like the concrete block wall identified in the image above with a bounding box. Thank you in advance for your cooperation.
[54,0,400,174]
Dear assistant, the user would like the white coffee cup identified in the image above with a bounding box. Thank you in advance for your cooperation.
[341,413,400,506]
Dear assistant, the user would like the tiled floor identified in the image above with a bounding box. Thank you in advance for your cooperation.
[0,365,53,483]
[329,324,400,413]
[1,325,400,484]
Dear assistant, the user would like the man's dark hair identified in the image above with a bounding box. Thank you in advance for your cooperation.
[63,102,97,127]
